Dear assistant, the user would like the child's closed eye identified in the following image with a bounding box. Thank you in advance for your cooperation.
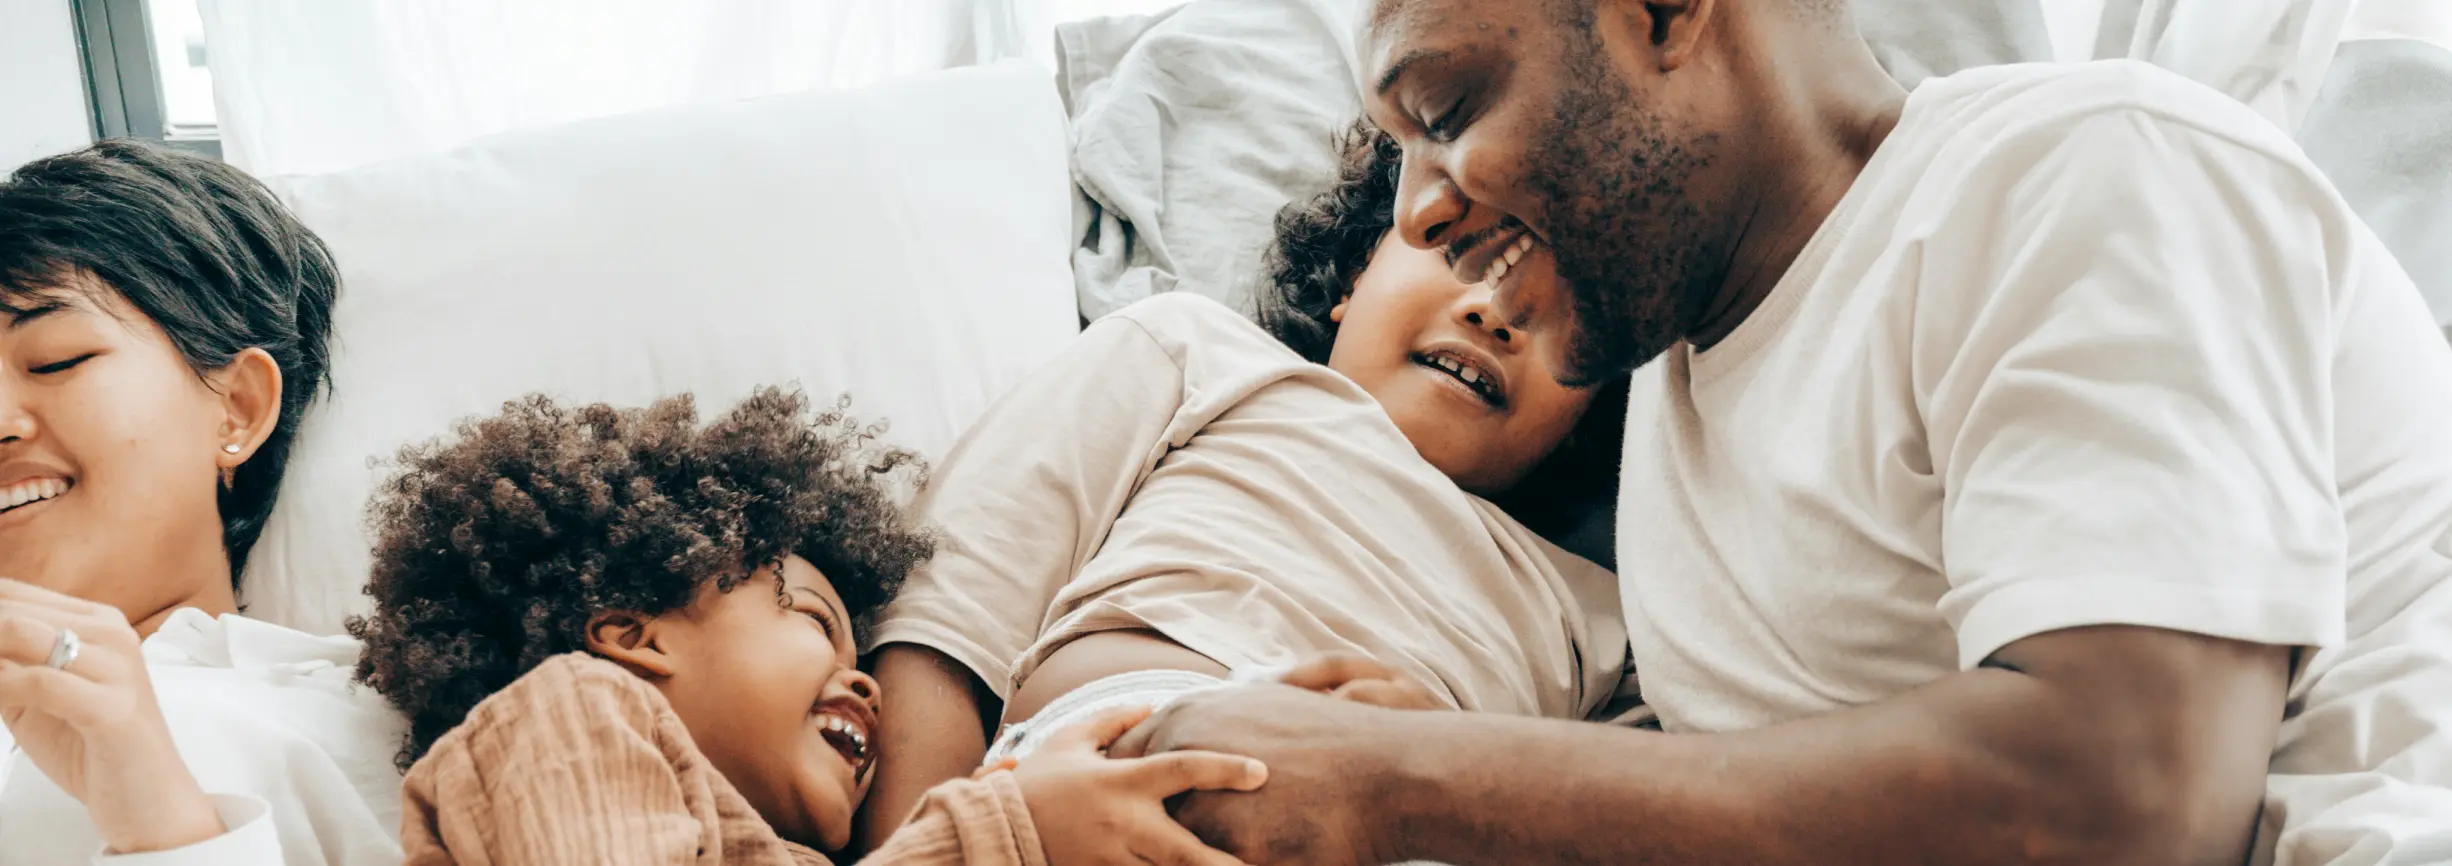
[803,607,840,640]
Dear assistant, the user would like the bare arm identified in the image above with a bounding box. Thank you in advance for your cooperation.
[865,630,1232,852]
[1120,625,2290,865]
[860,644,1001,853]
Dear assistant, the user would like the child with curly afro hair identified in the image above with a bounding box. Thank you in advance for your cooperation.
[350,387,1267,865]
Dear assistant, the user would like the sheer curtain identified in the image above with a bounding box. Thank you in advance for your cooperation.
[200,0,1178,177]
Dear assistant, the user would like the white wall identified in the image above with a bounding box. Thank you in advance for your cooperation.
[1,0,94,171]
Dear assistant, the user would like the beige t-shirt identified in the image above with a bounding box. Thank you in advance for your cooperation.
[875,293,1625,720]
[1618,60,2452,862]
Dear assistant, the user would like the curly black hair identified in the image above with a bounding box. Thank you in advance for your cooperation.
[348,387,934,769]
[1255,121,1627,549]
[1256,121,1403,366]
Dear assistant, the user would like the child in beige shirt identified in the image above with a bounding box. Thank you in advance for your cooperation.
[349,389,1265,865]
[864,125,1632,835]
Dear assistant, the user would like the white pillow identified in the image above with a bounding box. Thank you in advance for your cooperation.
[241,61,1080,636]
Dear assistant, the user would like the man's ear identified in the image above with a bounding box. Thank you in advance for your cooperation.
[585,610,680,678]
[206,347,283,475]
[1609,0,1719,72]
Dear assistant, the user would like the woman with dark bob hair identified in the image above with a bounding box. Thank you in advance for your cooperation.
[0,141,404,864]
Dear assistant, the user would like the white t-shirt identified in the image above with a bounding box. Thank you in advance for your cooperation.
[0,610,407,866]
[877,293,1627,721]
[1616,60,2452,864]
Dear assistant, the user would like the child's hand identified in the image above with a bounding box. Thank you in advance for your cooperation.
[1010,704,1267,866]
[1277,653,1448,711]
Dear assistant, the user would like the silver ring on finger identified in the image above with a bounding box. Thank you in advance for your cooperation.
[43,626,80,672]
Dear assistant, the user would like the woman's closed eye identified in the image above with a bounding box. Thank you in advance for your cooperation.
[28,353,99,375]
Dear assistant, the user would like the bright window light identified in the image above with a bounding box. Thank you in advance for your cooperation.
[147,0,216,134]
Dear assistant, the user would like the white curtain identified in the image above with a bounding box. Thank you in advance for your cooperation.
[200,0,1179,177]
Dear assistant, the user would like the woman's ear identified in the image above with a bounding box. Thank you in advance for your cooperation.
[585,610,680,678]
[206,348,283,474]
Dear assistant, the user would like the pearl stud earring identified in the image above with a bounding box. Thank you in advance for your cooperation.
[224,443,243,454]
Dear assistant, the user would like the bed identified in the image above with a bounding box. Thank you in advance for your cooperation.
[227,4,2447,862]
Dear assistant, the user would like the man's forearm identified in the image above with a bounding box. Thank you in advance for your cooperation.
[1383,634,2281,865]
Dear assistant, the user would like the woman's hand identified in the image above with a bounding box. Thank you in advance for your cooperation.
[0,578,224,853]
[1008,704,1268,866]
[1277,653,1448,711]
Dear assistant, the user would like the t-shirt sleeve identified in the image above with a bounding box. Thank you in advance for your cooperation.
[869,311,1189,698]
[1918,106,2350,668]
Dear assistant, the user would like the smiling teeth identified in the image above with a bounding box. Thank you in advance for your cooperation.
[1431,354,1480,383]
[1483,234,1536,285]
[0,478,68,511]
[820,714,869,755]
[1425,353,1491,395]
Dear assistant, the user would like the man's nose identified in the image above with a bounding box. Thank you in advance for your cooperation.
[1396,153,1468,251]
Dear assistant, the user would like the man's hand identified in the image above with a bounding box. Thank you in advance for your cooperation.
[1087,653,1440,865]
[1011,704,1270,866]
[1111,685,1415,866]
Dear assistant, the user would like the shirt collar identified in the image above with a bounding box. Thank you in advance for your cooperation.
[141,607,363,674]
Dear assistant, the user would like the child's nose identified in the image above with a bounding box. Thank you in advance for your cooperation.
[840,668,881,709]
[1458,293,1513,346]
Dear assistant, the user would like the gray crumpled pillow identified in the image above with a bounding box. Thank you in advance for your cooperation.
[1854,0,2054,87]
[2296,39,2452,328]
[1059,0,1361,321]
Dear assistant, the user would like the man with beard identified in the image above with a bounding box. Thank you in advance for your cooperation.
[1110,1,2452,864]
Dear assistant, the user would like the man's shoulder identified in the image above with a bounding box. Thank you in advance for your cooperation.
[1912,60,2308,169]
[1868,59,2351,260]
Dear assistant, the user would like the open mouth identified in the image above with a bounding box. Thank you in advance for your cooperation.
[1481,233,1540,289]
[1413,348,1506,408]
[813,703,874,783]
[1454,224,1541,287]
[0,478,70,517]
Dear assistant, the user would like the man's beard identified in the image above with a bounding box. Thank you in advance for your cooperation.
[1521,53,1731,388]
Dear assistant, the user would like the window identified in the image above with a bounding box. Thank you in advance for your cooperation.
[73,0,220,158]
